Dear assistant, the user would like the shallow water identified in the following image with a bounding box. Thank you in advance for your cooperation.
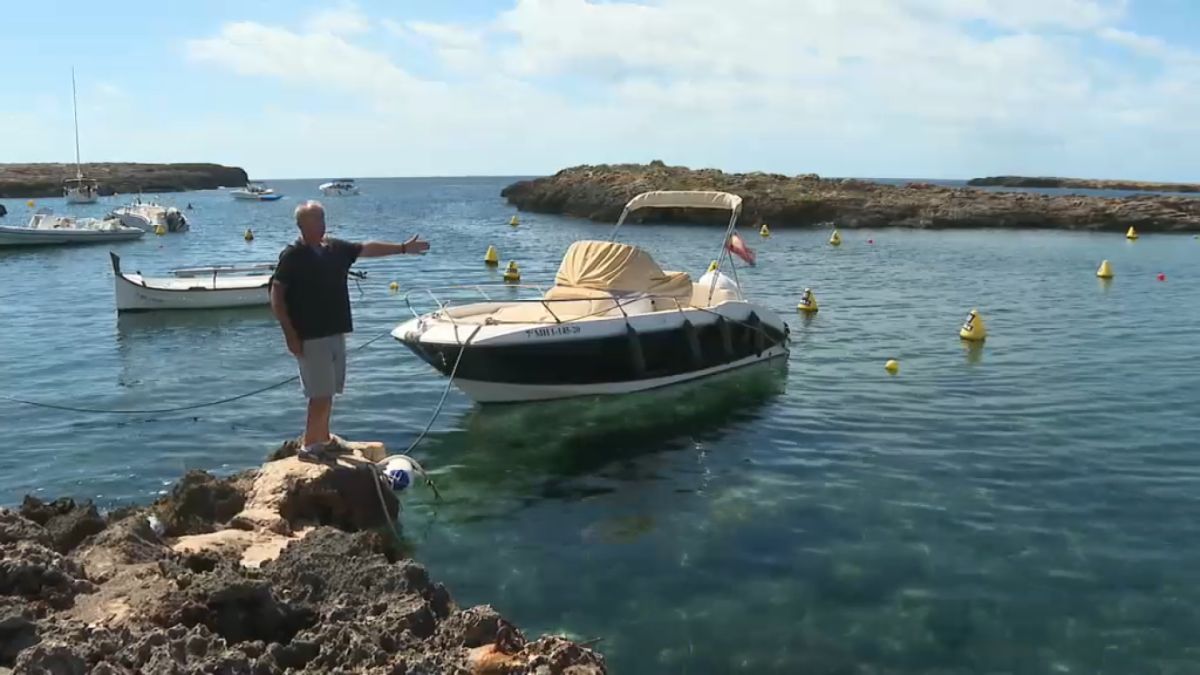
[3,178,1200,673]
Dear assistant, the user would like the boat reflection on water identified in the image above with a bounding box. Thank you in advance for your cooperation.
[115,306,273,339]
[406,357,788,517]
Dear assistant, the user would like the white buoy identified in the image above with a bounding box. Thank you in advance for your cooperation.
[383,456,415,492]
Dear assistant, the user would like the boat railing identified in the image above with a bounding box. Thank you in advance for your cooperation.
[404,284,549,323]
[172,262,277,278]
[403,284,696,327]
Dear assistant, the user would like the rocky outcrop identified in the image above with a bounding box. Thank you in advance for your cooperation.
[0,441,606,674]
[0,163,248,198]
[502,162,1200,232]
[968,175,1200,193]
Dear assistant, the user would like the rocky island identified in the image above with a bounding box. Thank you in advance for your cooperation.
[502,162,1200,232]
[0,441,605,674]
[0,163,248,198]
[968,175,1200,193]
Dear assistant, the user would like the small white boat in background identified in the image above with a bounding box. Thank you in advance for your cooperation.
[319,179,359,196]
[0,210,144,247]
[110,253,274,312]
[231,183,283,201]
[64,69,99,205]
[110,201,188,232]
[64,177,99,204]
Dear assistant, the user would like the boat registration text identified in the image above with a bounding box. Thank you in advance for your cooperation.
[525,326,582,338]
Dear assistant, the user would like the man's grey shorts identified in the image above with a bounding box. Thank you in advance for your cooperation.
[296,334,346,398]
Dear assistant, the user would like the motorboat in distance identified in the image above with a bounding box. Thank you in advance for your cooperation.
[231,183,283,201]
[319,179,359,196]
[110,253,274,311]
[110,201,188,232]
[392,190,790,403]
[0,210,144,247]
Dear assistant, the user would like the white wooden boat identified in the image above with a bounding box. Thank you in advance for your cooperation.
[110,252,273,312]
[0,211,144,247]
[64,69,99,205]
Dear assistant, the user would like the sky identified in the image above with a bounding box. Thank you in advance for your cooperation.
[2,0,1199,180]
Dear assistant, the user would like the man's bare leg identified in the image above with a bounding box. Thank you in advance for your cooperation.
[303,396,333,448]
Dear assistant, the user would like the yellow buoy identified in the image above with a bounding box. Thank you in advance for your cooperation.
[1096,259,1114,279]
[153,224,166,236]
[829,229,842,246]
[760,223,771,238]
[484,245,500,266]
[509,215,519,227]
[389,281,399,293]
[503,261,520,282]
[885,359,899,374]
[244,228,254,241]
[1126,226,1138,240]
[959,309,987,342]
[707,260,719,273]
[26,200,35,208]
[796,288,818,313]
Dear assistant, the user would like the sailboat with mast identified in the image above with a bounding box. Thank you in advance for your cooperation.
[63,69,99,204]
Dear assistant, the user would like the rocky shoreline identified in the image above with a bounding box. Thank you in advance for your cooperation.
[501,162,1200,232]
[967,175,1200,193]
[0,163,248,198]
[0,441,605,674]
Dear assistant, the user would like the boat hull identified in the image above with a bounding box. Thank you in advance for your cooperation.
[64,191,98,205]
[448,347,788,403]
[114,272,269,312]
[232,191,283,201]
[394,303,790,403]
[0,226,143,247]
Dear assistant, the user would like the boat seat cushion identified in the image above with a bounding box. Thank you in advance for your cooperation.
[489,293,619,324]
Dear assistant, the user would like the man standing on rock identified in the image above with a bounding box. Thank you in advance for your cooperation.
[270,200,430,459]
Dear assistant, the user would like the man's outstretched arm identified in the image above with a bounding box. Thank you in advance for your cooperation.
[359,234,431,258]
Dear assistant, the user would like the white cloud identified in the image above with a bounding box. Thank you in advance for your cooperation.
[186,20,431,98]
[177,0,1200,179]
[911,0,1126,30]
[304,3,370,36]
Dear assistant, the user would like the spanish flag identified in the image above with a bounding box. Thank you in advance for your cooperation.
[726,231,756,267]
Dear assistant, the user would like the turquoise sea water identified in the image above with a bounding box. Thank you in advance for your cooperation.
[2,178,1200,673]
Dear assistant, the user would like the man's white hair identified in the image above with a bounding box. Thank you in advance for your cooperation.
[294,200,325,222]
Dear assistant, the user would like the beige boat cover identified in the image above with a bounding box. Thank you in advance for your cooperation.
[623,190,743,215]
[550,240,692,301]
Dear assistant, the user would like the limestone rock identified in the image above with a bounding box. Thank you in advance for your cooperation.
[152,470,251,537]
[0,509,50,548]
[502,163,1200,233]
[18,498,106,554]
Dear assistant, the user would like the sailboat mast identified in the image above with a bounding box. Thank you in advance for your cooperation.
[71,68,82,180]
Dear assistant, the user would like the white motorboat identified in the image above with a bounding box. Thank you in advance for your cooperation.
[110,201,188,233]
[319,179,359,196]
[0,210,144,247]
[63,69,99,205]
[392,190,790,403]
[231,183,283,201]
[110,253,274,312]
